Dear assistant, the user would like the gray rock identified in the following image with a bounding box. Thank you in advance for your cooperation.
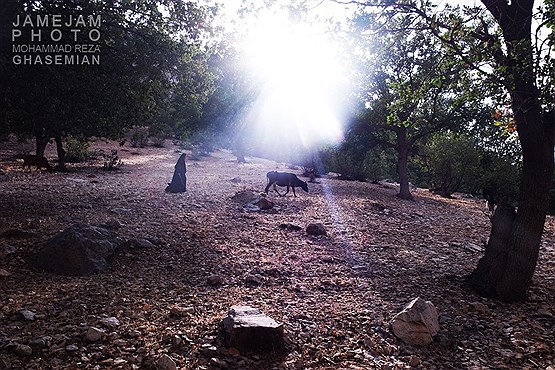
[29,223,122,276]
[255,198,274,210]
[390,297,439,346]
[29,336,51,349]
[231,190,258,205]
[19,309,36,321]
[131,238,156,249]
[0,244,17,259]
[222,305,284,352]
[169,305,195,317]
[278,223,302,232]
[245,273,264,286]
[201,344,219,357]
[103,219,123,230]
[100,317,121,328]
[65,344,79,352]
[84,327,104,342]
[156,354,177,370]
[306,223,327,236]
[15,344,32,356]
[207,274,224,286]
[469,302,489,313]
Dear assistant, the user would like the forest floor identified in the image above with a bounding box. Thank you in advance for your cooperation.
[1,139,555,370]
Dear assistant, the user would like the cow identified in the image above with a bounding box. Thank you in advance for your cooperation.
[22,155,53,173]
[265,171,308,197]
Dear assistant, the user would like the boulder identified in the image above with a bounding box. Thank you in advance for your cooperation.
[165,154,186,193]
[222,305,284,352]
[29,223,121,276]
[255,198,274,210]
[231,190,258,205]
[390,297,439,346]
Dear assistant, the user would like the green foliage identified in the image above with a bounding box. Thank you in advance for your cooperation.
[129,127,150,148]
[0,0,216,155]
[425,132,482,197]
[65,137,93,163]
[320,139,396,182]
[479,153,520,205]
[103,149,123,171]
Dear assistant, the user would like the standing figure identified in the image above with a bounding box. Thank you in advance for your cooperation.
[165,153,187,193]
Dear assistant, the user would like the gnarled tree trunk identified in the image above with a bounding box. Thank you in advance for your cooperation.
[469,0,554,302]
[34,131,49,157]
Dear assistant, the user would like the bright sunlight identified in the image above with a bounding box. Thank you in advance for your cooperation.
[239,9,347,161]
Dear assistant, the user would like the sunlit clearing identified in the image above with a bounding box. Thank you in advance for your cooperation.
[241,10,346,162]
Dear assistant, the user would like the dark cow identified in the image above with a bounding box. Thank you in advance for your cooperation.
[265,171,308,197]
[22,155,53,173]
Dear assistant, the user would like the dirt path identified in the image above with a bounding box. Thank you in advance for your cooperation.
[1,140,555,369]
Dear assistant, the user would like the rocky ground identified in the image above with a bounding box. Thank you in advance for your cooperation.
[1,139,555,370]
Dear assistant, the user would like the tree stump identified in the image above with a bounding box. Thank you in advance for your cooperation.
[165,154,187,193]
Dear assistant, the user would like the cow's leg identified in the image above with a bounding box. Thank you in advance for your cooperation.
[284,186,290,196]
[292,186,297,197]
[273,183,282,196]
[265,181,272,194]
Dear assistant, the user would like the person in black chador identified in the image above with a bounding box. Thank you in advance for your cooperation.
[165,153,186,193]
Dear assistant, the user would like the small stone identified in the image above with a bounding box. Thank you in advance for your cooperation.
[278,223,302,231]
[409,355,422,367]
[0,244,17,259]
[171,335,183,349]
[112,339,127,346]
[170,305,195,317]
[306,223,327,236]
[210,357,227,368]
[29,336,51,349]
[469,302,489,313]
[132,238,156,249]
[201,344,219,357]
[438,314,452,324]
[84,327,104,342]
[245,273,264,286]
[207,274,224,286]
[321,256,334,263]
[104,219,123,230]
[19,309,36,321]
[100,317,121,328]
[15,344,32,356]
[66,344,79,352]
[0,268,12,277]
[156,354,177,370]
[255,198,274,210]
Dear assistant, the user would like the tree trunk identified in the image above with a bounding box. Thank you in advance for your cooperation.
[396,127,413,200]
[470,1,554,301]
[34,132,49,157]
[54,135,67,172]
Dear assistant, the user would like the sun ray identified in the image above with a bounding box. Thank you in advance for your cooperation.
[239,9,347,162]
